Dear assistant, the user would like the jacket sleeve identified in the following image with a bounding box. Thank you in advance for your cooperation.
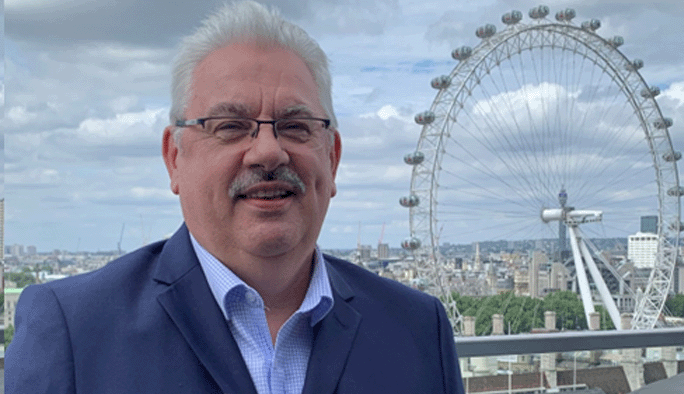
[435,298,466,394]
[5,284,76,394]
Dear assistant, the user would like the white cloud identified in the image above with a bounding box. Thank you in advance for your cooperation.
[74,108,165,144]
[662,81,684,106]
[7,106,38,126]
[130,187,176,201]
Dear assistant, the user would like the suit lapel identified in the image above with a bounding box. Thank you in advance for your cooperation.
[302,260,362,394]
[154,225,258,394]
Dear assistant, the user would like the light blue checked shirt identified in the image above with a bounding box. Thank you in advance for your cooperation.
[190,234,334,394]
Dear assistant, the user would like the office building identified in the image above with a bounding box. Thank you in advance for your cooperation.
[628,232,658,269]
[640,215,657,234]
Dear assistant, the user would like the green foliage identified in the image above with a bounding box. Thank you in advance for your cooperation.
[595,305,616,330]
[542,291,587,330]
[0,290,4,314]
[665,294,684,317]
[454,290,598,335]
[5,324,15,346]
[6,272,37,288]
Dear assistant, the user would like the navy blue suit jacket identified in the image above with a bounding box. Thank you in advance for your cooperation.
[7,225,465,393]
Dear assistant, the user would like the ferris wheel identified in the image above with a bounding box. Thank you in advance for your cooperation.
[401,6,681,332]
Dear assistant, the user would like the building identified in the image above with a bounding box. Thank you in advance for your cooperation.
[628,232,658,269]
[10,244,25,257]
[529,250,548,298]
[358,245,372,261]
[0,198,4,262]
[5,288,24,329]
[640,215,658,234]
[377,243,390,259]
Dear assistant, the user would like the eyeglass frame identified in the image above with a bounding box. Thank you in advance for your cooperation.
[175,116,332,143]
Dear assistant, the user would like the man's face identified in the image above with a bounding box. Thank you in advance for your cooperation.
[163,42,341,262]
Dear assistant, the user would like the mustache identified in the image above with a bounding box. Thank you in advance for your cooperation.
[229,167,306,198]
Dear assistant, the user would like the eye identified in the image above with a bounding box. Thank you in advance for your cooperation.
[276,119,313,141]
[208,119,253,141]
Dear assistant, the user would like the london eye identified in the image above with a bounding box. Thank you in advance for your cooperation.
[402,6,681,332]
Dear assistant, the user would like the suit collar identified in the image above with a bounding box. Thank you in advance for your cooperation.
[302,257,362,394]
[154,224,258,394]
[153,229,362,394]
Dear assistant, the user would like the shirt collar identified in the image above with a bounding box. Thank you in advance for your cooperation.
[190,233,334,327]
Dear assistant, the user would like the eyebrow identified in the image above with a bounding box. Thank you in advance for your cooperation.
[205,103,318,119]
[275,105,316,119]
[206,102,252,117]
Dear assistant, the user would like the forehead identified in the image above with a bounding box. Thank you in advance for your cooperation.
[188,42,323,118]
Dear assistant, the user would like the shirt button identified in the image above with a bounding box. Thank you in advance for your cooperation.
[245,291,260,307]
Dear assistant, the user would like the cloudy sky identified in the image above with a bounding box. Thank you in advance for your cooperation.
[4,0,684,253]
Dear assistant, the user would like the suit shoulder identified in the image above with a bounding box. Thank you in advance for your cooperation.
[41,239,167,295]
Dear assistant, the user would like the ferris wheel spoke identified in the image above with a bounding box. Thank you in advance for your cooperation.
[443,124,548,208]
[407,13,680,331]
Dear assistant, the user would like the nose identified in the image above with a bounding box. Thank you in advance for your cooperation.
[242,123,290,172]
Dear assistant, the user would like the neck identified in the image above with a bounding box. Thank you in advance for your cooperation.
[227,248,315,322]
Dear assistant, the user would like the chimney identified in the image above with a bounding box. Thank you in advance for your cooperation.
[464,316,476,336]
[492,314,504,335]
[589,312,600,330]
[544,311,556,330]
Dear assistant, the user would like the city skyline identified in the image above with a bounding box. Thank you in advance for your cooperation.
[4,0,684,252]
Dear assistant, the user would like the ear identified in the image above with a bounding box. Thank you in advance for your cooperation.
[329,130,342,197]
[162,126,181,195]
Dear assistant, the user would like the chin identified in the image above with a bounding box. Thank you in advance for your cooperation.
[247,232,304,258]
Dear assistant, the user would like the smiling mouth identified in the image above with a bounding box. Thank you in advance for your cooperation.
[238,190,296,200]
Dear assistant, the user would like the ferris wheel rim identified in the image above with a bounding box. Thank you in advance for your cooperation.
[407,17,680,331]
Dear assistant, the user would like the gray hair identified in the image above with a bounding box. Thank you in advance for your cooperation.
[170,1,337,141]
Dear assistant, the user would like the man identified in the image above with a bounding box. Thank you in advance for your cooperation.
[6,2,465,393]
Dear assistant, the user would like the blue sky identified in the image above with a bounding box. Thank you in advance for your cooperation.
[4,0,684,253]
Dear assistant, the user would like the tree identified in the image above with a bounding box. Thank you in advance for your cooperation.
[6,272,37,288]
[665,294,684,317]
[542,291,587,330]
[5,324,15,346]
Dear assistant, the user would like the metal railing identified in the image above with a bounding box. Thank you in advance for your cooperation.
[454,326,684,357]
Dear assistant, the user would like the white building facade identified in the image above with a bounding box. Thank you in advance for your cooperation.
[628,232,658,269]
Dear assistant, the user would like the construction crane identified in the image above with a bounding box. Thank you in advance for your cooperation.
[378,222,385,247]
[117,223,125,255]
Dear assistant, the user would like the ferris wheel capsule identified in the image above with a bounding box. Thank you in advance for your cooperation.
[663,151,682,162]
[529,5,550,19]
[555,8,576,22]
[667,186,684,197]
[452,46,473,61]
[502,10,523,25]
[640,86,661,98]
[401,237,421,250]
[400,195,420,207]
[431,75,451,89]
[476,24,497,39]
[404,151,425,165]
[607,36,624,48]
[581,19,601,31]
[654,118,673,129]
[626,59,644,71]
[668,221,684,232]
[414,111,436,125]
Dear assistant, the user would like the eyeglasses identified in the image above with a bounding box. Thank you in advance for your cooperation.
[175,116,331,146]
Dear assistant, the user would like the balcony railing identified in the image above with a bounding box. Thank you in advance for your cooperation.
[454,327,684,393]
[455,326,684,357]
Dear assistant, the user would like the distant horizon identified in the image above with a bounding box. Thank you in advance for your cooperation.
[5,235,633,256]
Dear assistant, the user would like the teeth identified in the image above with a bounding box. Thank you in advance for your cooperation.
[247,190,290,199]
